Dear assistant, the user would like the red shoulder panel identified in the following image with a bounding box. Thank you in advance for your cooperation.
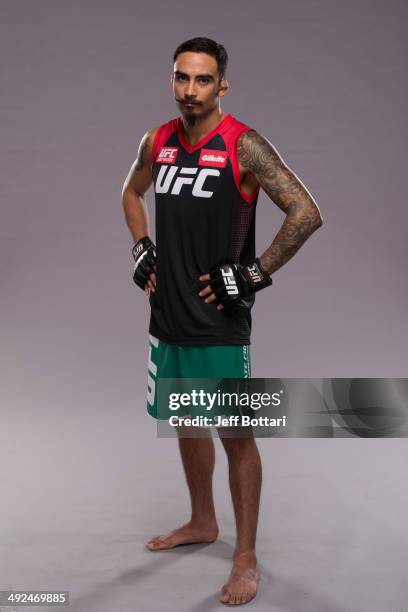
[151,118,179,165]
[219,116,260,205]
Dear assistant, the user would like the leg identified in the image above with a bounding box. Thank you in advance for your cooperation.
[146,425,219,550]
[218,431,262,605]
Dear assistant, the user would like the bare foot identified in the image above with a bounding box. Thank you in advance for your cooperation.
[145,520,219,551]
[219,550,259,606]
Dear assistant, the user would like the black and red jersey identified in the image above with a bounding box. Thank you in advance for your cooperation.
[148,113,260,346]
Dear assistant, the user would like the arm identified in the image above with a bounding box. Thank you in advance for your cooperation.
[121,127,158,292]
[121,127,157,242]
[237,130,323,275]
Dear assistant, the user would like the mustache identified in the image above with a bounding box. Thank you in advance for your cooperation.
[175,97,203,106]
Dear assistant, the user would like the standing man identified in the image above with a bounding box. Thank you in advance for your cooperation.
[122,37,322,606]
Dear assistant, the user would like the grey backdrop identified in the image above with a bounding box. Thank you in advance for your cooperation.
[1,1,407,611]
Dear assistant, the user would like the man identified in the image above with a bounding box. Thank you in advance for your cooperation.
[122,37,322,606]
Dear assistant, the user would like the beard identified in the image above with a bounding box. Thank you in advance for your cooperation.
[184,112,197,127]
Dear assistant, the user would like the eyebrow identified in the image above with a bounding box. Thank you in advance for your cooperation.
[174,70,215,80]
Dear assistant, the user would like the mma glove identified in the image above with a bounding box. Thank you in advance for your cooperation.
[209,258,272,307]
[132,236,157,290]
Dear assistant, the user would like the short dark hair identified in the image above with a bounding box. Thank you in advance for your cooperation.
[173,37,228,80]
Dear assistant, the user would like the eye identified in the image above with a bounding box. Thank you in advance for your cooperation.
[198,77,210,85]
[175,74,187,82]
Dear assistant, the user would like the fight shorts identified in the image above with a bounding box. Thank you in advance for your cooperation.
[146,334,251,420]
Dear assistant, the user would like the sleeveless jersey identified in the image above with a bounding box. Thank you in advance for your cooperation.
[149,113,260,346]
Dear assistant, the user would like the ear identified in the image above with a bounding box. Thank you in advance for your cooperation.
[218,78,229,98]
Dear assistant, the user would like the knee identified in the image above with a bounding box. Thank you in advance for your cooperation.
[220,434,257,458]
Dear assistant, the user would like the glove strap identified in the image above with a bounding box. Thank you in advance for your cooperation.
[242,258,272,292]
[132,236,153,262]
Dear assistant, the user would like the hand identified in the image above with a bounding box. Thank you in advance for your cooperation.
[132,236,157,293]
[198,273,225,310]
[144,270,157,295]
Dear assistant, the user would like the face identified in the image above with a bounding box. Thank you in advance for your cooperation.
[172,51,228,122]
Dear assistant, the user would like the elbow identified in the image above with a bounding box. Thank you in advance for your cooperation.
[289,202,323,232]
[312,205,323,231]
[315,215,323,229]
[121,183,131,201]
[121,184,144,201]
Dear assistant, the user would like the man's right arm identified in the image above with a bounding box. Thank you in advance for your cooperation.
[121,127,158,242]
[122,127,158,292]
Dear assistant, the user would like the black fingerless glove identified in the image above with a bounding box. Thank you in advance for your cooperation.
[209,258,272,306]
[132,236,157,290]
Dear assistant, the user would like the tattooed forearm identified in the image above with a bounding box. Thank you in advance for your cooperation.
[259,202,320,274]
[238,130,323,274]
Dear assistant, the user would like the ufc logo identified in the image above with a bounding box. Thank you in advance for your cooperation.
[147,335,159,406]
[247,264,262,283]
[221,268,239,295]
[156,147,178,164]
[133,242,144,257]
[155,165,220,198]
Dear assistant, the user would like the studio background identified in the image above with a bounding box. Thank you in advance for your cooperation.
[1,1,407,611]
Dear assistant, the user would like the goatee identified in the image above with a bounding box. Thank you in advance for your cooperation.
[185,113,197,127]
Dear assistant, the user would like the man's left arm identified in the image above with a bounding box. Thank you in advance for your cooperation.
[238,129,323,275]
[198,130,323,309]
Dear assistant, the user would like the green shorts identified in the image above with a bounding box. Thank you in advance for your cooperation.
[147,334,251,420]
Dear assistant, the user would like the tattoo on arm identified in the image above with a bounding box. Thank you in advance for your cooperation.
[135,133,150,171]
[238,130,323,274]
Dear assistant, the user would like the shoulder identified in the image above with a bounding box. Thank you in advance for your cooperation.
[135,119,179,168]
[237,129,282,171]
[220,114,254,139]
[237,129,275,154]
[148,118,180,164]
[151,117,179,142]
[142,118,179,149]
[221,116,270,158]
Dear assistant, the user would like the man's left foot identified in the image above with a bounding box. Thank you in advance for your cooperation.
[219,550,259,605]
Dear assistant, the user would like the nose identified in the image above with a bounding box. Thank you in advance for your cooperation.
[185,79,197,98]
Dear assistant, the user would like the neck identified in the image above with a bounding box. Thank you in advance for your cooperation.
[181,107,226,146]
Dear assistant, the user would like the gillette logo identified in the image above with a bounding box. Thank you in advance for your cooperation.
[199,149,228,168]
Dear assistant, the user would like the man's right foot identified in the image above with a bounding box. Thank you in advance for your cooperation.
[145,520,219,551]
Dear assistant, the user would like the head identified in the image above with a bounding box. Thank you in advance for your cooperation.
[172,37,229,125]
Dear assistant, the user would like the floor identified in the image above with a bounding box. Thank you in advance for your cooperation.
[0,408,407,612]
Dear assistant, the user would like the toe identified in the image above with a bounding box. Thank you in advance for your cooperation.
[247,589,256,603]
[146,534,163,545]
[155,537,173,549]
[146,535,169,550]
[219,588,231,604]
